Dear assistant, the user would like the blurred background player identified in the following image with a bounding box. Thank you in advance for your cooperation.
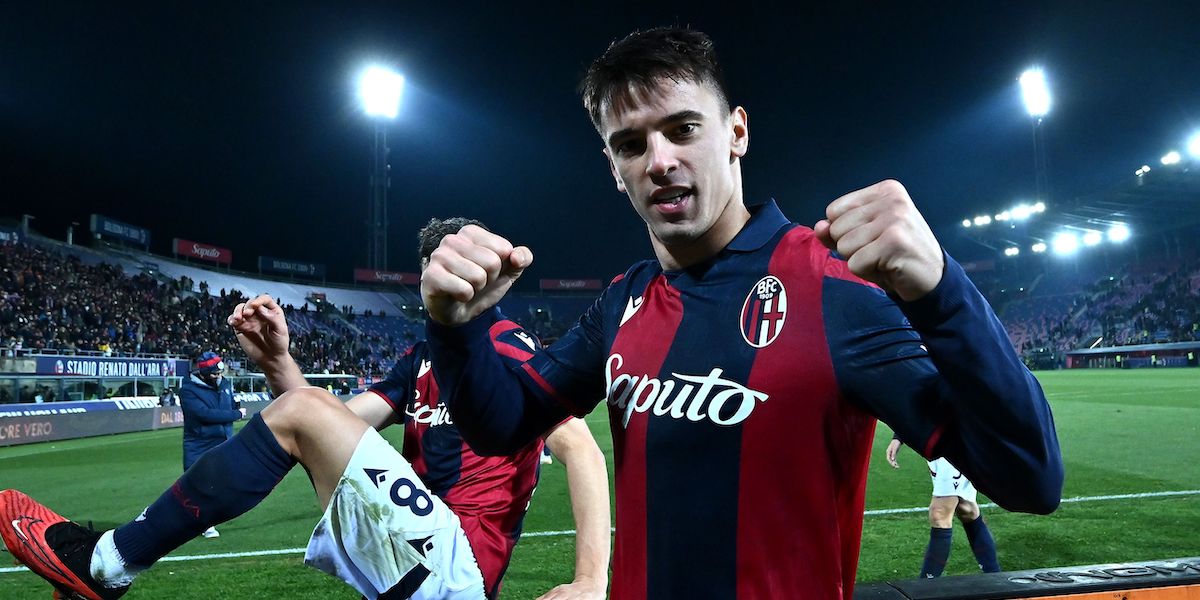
[886,434,1001,577]
[158,385,178,407]
[179,350,244,539]
[0,218,608,600]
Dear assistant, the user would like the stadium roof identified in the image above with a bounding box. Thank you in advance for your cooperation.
[962,165,1200,252]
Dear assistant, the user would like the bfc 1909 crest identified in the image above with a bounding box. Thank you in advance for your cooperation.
[740,275,787,348]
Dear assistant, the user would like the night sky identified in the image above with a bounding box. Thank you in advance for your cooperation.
[3,2,1198,288]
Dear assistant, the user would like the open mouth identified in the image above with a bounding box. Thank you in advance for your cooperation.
[652,188,693,215]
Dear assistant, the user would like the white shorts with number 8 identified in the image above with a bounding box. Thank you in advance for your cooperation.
[304,428,486,599]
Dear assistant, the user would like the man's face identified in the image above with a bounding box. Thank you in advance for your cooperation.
[600,78,748,260]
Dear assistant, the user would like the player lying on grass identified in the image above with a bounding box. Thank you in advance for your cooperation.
[0,218,610,600]
[418,27,1064,599]
[886,434,1001,578]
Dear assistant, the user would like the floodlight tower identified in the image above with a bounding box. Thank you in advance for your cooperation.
[359,66,405,270]
[1020,68,1052,205]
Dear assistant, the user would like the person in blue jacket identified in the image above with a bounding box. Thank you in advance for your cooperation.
[179,351,244,538]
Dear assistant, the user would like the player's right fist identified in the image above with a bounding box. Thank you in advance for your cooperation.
[421,225,532,326]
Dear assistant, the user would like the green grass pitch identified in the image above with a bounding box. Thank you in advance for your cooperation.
[1,369,1197,598]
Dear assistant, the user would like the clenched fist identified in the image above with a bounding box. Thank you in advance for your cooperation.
[420,225,533,326]
[814,180,944,302]
[227,294,290,368]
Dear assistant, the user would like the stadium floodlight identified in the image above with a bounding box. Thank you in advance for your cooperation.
[1019,68,1051,118]
[1161,151,1181,166]
[962,219,972,228]
[1052,232,1079,255]
[1010,204,1032,220]
[1031,242,1047,253]
[1135,165,1151,176]
[1107,223,1131,243]
[973,215,992,226]
[359,66,405,119]
[359,64,406,271]
[1188,132,1200,159]
[1082,230,1102,246]
[1032,201,1046,213]
[996,211,1011,221]
[1004,247,1020,257]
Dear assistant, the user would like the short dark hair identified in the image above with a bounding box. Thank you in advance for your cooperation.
[417,217,487,264]
[580,26,731,133]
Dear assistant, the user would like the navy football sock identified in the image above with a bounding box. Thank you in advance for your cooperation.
[112,414,295,567]
[962,516,1000,572]
[919,527,953,578]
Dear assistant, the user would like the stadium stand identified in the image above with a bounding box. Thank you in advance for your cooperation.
[1,236,594,389]
[1,242,381,378]
[101,243,419,316]
[1,242,239,358]
[996,251,1200,365]
[6,218,1193,389]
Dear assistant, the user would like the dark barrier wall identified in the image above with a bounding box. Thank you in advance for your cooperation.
[855,557,1200,599]
[0,395,271,447]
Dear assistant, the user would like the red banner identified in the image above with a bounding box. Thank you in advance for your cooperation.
[354,268,420,285]
[539,279,603,291]
[173,238,232,265]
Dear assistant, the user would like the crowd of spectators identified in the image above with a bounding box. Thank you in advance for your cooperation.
[1090,257,1200,346]
[7,237,1197,387]
[0,243,414,378]
[1,244,238,358]
[999,255,1200,355]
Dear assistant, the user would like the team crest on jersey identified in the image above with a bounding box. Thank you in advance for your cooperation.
[740,275,787,348]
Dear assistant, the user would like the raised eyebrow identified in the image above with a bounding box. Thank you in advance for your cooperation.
[606,110,707,147]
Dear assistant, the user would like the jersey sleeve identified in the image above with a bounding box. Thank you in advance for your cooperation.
[823,251,1063,514]
[426,293,611,456]
[368,347,417,419]
[488,320,543,365]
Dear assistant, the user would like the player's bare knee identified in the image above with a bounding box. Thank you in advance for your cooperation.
[262,387,344,444]
[956,500,980,522]
[928,497,957,528]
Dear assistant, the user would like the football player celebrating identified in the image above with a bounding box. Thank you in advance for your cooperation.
[1,218,609,600]
[419,27,1062,599]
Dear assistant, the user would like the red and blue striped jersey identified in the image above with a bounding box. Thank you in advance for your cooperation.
[427,200,1062,599]
[368,321,544,599]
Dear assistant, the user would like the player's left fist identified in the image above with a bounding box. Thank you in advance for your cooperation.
[814,179,944,301]
[227,294,290,367]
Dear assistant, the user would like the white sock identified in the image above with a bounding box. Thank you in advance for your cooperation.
[89,530,143,588]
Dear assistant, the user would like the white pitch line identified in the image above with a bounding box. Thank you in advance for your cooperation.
[863,489,1200,516]
[3,489,1197,575]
